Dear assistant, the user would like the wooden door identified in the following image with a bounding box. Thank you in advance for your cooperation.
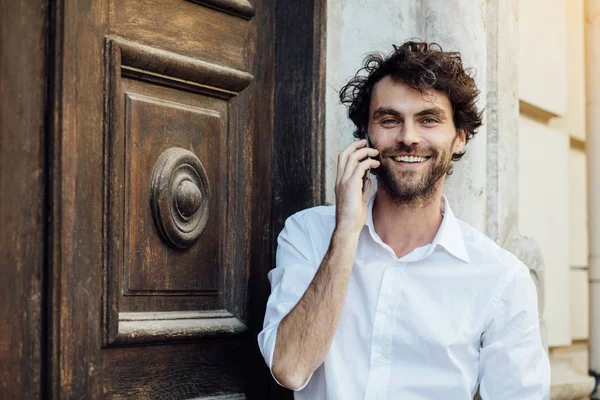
[48,0,324,398]
[0,1,48,399]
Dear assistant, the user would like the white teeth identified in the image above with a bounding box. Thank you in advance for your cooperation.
[393,155,428,163]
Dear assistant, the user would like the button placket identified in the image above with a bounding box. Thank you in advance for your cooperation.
[364,265,397,399]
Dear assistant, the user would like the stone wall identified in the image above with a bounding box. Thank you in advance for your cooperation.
[324,0,595,397]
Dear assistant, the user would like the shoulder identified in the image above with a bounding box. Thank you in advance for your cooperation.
[283,205,336,234]
[277,205,336,261]
[457,219,531,282]
[456,220,540,325]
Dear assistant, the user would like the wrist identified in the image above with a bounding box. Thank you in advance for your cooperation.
[334,217,364,237]
[331,226,361,248]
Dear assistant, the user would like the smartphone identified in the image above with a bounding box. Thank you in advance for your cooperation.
[362,134,371,192]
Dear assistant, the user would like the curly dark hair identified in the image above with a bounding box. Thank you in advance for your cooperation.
[339,40,483,161]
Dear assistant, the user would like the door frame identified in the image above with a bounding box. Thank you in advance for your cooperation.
[0,0,50,398]
[250,1,326,397]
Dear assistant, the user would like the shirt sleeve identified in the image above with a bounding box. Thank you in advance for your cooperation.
[478,264,551,399]
[257,212,320,390]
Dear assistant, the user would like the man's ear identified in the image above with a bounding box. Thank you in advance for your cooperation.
[454,129,467,153]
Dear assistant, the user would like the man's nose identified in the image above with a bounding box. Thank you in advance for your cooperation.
[397,121,420,146]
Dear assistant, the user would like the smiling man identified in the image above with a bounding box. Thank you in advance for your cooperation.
[258,41,550,399]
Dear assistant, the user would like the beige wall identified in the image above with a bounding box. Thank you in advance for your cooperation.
[519,0,589,347]
[518,115,571,346]
[325,0,589,353]
[569,150,589,341]
[324,1,420,205]
[519,0,567,116]
[324,1,488,234]
[548,1,587,141]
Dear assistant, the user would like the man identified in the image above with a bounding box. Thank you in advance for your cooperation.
[258,41,550,399]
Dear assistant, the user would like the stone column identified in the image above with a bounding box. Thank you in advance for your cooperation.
[420,0,488,234]
[421,1,548,342]
[325,1,420,204]
[586,0,600,397]
[484,0,548,346]
[326,0,545,292]
[326,1,488,234]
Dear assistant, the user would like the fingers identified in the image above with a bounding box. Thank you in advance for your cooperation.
[341,147,380,182]
[353,158,380,181]
[337,140,370,183]
[338,145,379,182]
[333,141,380,232]
[335,157,379,198]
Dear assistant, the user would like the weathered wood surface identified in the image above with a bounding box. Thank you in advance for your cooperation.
[272,0,326,234]
[266,0,327,398]
[49,0,279,398]
[109,0,249,71]
[0,0,48,398]
[0,0,329,398]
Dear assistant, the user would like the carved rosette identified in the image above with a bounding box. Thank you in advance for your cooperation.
[150,147,210,249]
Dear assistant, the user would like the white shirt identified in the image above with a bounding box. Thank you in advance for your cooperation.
[258,196,550,399]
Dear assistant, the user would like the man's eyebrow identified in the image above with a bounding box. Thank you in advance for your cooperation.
[415,107,447,119]
[372,107,448,121]
[372,107,404,120]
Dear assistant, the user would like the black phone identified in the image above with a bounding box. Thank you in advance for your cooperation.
[362,134,371,192]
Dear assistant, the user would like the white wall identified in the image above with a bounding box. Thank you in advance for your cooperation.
[420,0,488,233]
[518,0,589,347]
[323,0,592,391]
[518,0,567,116]
[518,115,571,346]
[325,1,419,204]
[325,0,488,233]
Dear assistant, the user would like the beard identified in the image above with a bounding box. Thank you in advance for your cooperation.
[374,138,456,206]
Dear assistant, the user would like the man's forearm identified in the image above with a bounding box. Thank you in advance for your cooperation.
[272,229,359,389]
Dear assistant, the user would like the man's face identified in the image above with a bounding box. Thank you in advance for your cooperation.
[367,76,465,205]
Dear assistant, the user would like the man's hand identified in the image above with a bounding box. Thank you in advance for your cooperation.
[334,139,380,235]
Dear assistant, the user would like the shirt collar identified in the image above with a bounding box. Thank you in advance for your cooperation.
[433,195,470,263]
[365,194,470,263]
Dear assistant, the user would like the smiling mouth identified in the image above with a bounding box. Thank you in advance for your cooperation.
[391,155,430,163]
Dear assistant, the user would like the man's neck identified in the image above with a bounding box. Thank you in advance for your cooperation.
[371,186,444,259]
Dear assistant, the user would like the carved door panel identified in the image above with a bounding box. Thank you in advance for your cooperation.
[103,37,249,347]
[51,0,278,398]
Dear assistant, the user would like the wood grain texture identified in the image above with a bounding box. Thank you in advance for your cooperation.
[109,0,249,71]
[111,37,254,98]
[230,0,278,398]
[0,0,48,398]
[265,0,327,398]
[272,0,326,235]
[103,38,250,347]
[49,0,108,397]
[187,0,255,20]
[124,93,222,292]
[47,0,325,397]
[51,0,268,398]
[103,340,247,399]
[115,310,247,345]
[197,394,247,400]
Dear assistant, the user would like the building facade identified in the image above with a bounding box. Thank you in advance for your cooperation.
[325,0,599,398]
[2,0,600,398]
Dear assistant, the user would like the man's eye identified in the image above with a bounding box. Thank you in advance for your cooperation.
[421,118,437,124]
[381,119,399,125]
